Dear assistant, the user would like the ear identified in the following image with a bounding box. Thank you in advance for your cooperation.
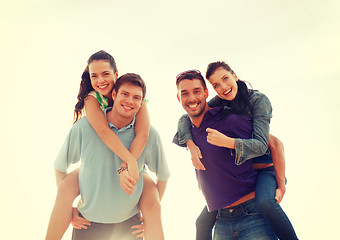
[112,89,117,100]
[205,88,209,99]
[233,73,238,81]
[114,70,119,80]
[177,93,181,103]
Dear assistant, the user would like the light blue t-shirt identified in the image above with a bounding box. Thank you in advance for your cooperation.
[54,108,170,223]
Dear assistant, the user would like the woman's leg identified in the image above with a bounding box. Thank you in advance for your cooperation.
[255,167,298,240]
[196,206,217,240]
[139,173,164,240]
[46,169,80,240]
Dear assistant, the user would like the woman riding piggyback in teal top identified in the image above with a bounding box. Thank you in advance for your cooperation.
[173,61,298,240]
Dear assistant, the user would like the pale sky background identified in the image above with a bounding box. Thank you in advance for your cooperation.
[1,0,339,239]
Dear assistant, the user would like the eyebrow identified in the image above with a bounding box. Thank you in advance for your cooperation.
[221,74,228,80]
[90,70,111,75]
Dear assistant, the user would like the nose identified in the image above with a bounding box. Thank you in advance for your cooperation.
[220,81,228,90]
[98,75,105,83]
[187,93,196,102]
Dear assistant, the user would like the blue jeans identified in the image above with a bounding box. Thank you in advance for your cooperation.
[195,167,298,240]
[213,199,277,240]
[255,166,298,240]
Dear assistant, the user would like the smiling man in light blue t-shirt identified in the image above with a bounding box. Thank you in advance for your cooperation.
[54,73,170,240]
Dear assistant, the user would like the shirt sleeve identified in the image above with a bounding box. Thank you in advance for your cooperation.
[172,114,192,147]
[146,127,170,181]
[234,91,272,165]
[54,123,82,173]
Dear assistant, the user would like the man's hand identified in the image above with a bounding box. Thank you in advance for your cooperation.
[186,140,205,170]
[131,215,144,239]
[71,207,91,230]
[275,185,286,203]
[119,170,136,195]
[189,144,205,170]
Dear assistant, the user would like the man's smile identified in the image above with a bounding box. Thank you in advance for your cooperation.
[188,102,200,109]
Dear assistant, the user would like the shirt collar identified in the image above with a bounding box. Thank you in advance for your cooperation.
[191,106,225,129]
[104,108,135,132]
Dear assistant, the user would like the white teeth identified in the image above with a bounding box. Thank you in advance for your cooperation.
[224,89,231,95]
[188,103,199,109]
[123,105,132,110]
[98,85,108,89]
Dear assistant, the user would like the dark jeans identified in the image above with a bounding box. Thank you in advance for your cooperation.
[72,213,141,240]
[214,199,277,240]
[196,167,298,240]
[255,166,298,240]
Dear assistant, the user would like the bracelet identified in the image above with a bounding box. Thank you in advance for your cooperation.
[117,167,128,175]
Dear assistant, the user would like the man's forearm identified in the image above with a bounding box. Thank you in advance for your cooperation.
[268,134,286,189]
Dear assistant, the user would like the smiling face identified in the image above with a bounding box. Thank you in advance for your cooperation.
[208,67,238,101]
[89,60,118,99]
[177,78,209,120]
[112,82,143,120]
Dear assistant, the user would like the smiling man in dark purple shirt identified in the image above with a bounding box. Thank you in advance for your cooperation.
[176,70,276,240]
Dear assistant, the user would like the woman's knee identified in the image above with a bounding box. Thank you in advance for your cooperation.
[56,174,80,202]
[256,196,278,214]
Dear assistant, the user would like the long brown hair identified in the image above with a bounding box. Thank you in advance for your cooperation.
[73,50,117,123]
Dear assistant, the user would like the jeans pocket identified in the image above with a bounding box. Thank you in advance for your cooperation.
[243,205,261,216]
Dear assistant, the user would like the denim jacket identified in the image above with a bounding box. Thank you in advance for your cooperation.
[173,90,272,165]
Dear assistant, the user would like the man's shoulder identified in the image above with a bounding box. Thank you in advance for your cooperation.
[70,117,92,133]
[148,125,160,140]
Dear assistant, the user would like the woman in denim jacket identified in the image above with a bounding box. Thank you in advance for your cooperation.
[173,62,298,240]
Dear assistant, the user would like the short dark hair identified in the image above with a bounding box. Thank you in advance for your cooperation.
[114,73,146,100]
[206,61,234,80]
[176,70,207,90]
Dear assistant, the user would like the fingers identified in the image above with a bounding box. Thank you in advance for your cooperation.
[131,224,144,238]
[122,179,135,195]
[192,158,206,170]
[275,189,283,203]
[71,216,91,229]
[206,127,215,133]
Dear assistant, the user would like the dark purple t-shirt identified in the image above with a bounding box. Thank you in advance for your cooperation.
[191,106,257,212]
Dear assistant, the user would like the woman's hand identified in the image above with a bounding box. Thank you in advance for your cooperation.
[71,207,91,229]
[206,128,234,148]
[127,160,139,183]
[186,140,205,170]
[119,169,136,195]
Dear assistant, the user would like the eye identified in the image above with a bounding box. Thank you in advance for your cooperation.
[223,77,229,82]
[194,90,201,94]
[181,92,188,97]
[213,84,219,89]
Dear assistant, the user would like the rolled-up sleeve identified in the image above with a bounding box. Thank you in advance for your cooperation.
[234,92,272,165]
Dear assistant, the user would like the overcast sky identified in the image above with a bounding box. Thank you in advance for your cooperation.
[1,0,339,239]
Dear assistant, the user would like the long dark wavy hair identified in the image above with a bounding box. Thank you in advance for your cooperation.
[206,61,252,115]
[73,50,118,123]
